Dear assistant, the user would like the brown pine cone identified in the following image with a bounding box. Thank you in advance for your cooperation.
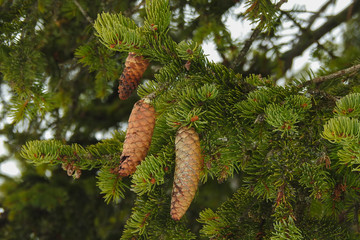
[170,126,202,221]
[119,98,156,176]
[118,52,149,100]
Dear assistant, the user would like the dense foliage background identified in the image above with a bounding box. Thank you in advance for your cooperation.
[1,0,360,239]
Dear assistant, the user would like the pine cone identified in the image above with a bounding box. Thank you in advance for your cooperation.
[170,126,202,221]
[119,99,156,176]
[118,52,149,100]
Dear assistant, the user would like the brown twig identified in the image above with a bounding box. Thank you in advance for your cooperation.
[124,0,146,17]
[230,26,262,70]
[230,0,288,70]
[280,0,360,73]
[312,63,360,84]
[306,0,334,30]
[0,173,14,181]
[275,0,288,9]
[282,10,338,60]
[73,0,93,24]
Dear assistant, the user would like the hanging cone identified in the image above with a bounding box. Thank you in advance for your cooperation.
[119,98,156,176]
[170,126,202,221]
[118,52,149,100]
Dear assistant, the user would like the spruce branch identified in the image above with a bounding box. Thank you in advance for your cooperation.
[311,63,360,85]
[280,0,360,72]
[144,0,171,33]
[322,117,360,144]
[1,42,55,123]
[338,145,360,170]
[275,0,288,9]
[97,166,128,203]
[94,12,145,52]
[131,154,168,196]
[176,40,203,61]
[121,192,163,240]
[333,93,360,118]
[230,22,263,71]
[298,163,333,200]
[73,0,93,24]
[236,86,287,119]
[271,216,303,240]
[199,187,263,239]
[142,33,178,63]
[13,0,360,238]
[131,144,174,196]
[265,104,300,136]
[75,41,120,98]
[306,0,335,30]
[231,0,288,70]
[0,173,15,182]
[21,131,124,177]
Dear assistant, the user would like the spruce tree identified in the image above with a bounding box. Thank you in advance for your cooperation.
[2,0,360,239]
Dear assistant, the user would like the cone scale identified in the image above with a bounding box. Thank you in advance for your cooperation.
[119,98,156,176]
[118,52,149,100]
[170,126,202,221]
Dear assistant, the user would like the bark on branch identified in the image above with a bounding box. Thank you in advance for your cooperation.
[280,0,360,73]
[311,63,360,84]
[73,0,93,24]
[230,0,288,70]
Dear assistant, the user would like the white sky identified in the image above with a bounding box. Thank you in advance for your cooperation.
[203,0,351,72]
[0,0,353,178]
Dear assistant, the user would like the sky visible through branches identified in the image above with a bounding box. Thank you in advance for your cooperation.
[0,0,352,178]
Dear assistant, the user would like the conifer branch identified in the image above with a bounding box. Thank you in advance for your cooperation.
[231,0,288,71]
[97,166,127,203]
[333,93,360,117]
[73,0,93,24]
[312,63,360,84]
[306,0,334,30]
[124,0,146,16]
[94,12,144,52]
[21,131,125,178]
[275,0,288,9]
[0,173,14,181]
[230,25,262,70]
[10,0,360,238]
[280,0,360,72]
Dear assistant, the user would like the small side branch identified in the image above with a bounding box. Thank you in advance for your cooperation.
[230,26,262,70]
[73,0,93,24]
[0,173,14,181]
[275,0,288,9]
[280,0,360,72]
[230,0,288,70]
[312,63,360,84]
[306,0,334,30]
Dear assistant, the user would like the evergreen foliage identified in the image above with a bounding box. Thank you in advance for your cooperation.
[2,0,360,239]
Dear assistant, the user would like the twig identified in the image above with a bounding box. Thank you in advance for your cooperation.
[306,0,334,30]
[73,0,93,24]
[0,173,15,181]
[124,0,146,17]
[275,0,288,9]
[230,0,288,70]
[354,202,360,233]
[230,26,262,70]
[312,63,360,84]
[282,11,338,60]
[280,0,360,73]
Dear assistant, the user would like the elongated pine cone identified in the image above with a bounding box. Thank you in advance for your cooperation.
[170,126,202,221]
[119,98,156,176]
[118,52,149,100]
